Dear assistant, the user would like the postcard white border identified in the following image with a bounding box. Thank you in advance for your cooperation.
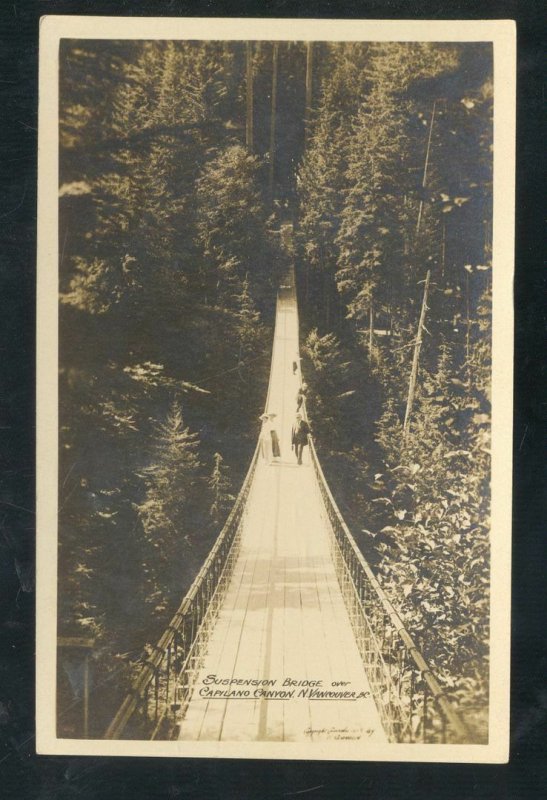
[37,16,515,762]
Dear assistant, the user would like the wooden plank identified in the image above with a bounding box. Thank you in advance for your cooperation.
[182,471,273,740]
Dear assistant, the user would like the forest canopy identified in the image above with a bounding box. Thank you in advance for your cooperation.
[58,40,492,741]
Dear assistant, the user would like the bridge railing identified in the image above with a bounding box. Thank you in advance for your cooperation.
[308,437,468,744]
[104,442,260,741]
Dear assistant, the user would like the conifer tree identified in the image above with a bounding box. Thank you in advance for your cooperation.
[137,401,202,608]
[195,144,269,303]
[234,275,262,359]
[297,43,371,322]
[209,452,235,526]
[139,401,201,536]
[302,329,352,450]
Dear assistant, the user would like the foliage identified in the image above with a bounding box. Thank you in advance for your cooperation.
[369,321,491,739]
[61,256,121,314]
[57,40,276,735]
[209,452,235,527]
[298,42,493,740]
[57,38,493,742]
[137,402,203,613]
[195,144,275,305]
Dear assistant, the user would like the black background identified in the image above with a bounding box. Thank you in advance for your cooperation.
[0,1,544,797]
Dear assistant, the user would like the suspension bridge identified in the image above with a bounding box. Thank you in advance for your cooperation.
[104,227,467,746]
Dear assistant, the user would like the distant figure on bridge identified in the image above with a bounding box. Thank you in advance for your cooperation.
[291,413,311,466]
[259,413,272,463]
[296,382,308,413]
[269,413,281,461]
[292,359,298,375]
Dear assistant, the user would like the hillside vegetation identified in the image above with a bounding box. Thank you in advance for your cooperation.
[297,42,492,740]
[58,41,492,740]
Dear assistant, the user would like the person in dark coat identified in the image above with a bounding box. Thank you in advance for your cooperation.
[269,413,281,460]
[291,413,311,465]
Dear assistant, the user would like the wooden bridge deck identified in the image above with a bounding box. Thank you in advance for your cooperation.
[178,273,386,744]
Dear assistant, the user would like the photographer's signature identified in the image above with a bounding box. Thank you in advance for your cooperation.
[303,726,374,741]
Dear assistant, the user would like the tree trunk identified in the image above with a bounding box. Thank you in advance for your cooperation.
[416,101,437,235]
[441,219,446,278]
[246,42,254,152]
[269,42,279,202]
[403,194,409,256]
[324,271,330,329]
[305,42,313,142]
[403,270,431,441]
[484,218,492,262]
[465,269,471,389]
[369,301,374,362]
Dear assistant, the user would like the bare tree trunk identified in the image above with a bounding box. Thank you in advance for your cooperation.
[324,271,330,329]
[83,654,90,738]
[369,301,374,362]
[416,101,437,235]
[465,269,471,389]
[246,42,254,152]
[441,219,446,278]
[305,42,313,142]
[403,270,431,441]
[484,218,492,263]
[389,275,394,334]
[269,42,279,202]
[403,194,409,256]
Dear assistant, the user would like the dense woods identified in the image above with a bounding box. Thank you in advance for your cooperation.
[58,41,284,735]
[297,42,492,740]
[58,40,492,740]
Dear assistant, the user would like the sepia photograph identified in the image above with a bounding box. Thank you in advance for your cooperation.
[36,17,514,762]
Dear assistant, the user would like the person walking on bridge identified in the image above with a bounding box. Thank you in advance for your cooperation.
[259,413,272,463]
[291,413,310,466]
[296,382,308,413]
[269,413,281,462]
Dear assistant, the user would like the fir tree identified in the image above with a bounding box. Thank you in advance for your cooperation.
[135,401,204,613]
[302,329,352,450]
[209,452,235,527]
[138,401,201,542]
[195,144,272,304]
[234,275,262,359]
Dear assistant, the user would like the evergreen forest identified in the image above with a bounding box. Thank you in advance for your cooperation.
[58,40,492,741]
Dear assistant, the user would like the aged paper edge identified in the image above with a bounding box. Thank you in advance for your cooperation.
[36,15,515,762]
